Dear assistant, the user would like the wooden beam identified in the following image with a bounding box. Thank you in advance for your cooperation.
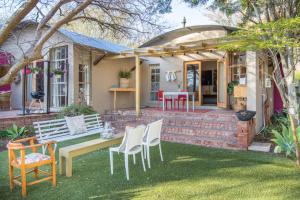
[135,55,141,116]
[93,54,106,66]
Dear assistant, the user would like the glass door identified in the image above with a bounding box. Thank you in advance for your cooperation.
[184,61,202,105]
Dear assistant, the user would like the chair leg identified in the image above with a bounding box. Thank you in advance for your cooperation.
[34,167,39,179]
[143,145,147,159]
[21,166,27,197]
[133,154,136,165]
[141,151,146,172]
[147,146,151,168]
[125,154,129,180]
[159,143,164,162]
[109,150,114,175]
[9,165,14,191]
[52,160,57,187]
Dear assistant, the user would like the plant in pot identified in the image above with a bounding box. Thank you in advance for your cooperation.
[52,68,65,78]
[29,66,41,74]
[227,80,239,109]
[118,70,131,88]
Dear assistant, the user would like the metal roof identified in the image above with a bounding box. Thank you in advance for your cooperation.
[140,25,237,48]
[59,29,131,54]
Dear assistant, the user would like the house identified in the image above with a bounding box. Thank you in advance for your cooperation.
[1,22,276,136]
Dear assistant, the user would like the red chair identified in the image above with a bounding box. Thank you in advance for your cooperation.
[174,90,188,110]
[157,90,173,110]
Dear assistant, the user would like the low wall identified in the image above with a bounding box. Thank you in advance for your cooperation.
[0,113,57,130]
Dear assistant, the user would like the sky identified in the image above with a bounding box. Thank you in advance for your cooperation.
[161,0,216,29]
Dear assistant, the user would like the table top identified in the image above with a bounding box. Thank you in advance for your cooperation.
[163,91,194,95]
[59,132,124,152]
[109,88,136,92]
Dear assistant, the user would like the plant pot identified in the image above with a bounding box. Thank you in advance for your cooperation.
[236,110,256,121]
[55,74,62,78]
[120,78,129,88]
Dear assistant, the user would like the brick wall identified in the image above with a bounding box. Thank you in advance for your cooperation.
[0,113,57,130]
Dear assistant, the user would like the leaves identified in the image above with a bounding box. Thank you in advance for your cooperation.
[272,124,300,158]
[4,124,28,140]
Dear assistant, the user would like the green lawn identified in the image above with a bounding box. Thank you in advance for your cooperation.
[1,135,300,200]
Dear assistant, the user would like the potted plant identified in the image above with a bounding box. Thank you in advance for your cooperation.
[118,70,131,88]
[52,68,65,78]
[227,80,239,109]
[29,66,41,74]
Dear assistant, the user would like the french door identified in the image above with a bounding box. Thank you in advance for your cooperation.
[184,61,202,105]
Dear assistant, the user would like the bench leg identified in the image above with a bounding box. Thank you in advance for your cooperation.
[59,156,65,175]
[66,157,73,177]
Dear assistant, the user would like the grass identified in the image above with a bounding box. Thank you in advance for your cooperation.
[1,135,300,200]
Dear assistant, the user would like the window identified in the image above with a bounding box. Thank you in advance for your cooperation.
[232,53,246,84]
[50,46,68,108]
[150,64,160,101]
[78,64,91,105]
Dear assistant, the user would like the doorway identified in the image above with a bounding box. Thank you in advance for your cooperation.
[201,61,217,105]
[184,61,201,105]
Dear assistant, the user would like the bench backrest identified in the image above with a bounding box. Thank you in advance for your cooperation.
[33,114,103,142]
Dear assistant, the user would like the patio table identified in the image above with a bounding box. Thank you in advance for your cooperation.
[162,91,195,112]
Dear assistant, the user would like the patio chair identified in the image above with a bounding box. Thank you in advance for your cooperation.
[109,125,146,180]
[157,90,173,110]
[142,119,164,168]
[174,90,188,110]
[7,137,56,197]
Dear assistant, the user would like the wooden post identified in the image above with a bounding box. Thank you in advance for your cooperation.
[135,55,141,116]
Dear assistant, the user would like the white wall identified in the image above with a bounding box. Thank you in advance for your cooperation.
[246,51,263,133]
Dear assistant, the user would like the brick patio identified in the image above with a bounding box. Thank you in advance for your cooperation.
[103,108,255,150]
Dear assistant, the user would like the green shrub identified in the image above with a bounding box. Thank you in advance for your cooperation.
[272,124,300,157]
[118,70,131,79]
[3,124,29,140]
[56,104,97,118]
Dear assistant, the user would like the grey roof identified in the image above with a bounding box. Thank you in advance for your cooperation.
[59,29,131,54]
[140,25,238,48]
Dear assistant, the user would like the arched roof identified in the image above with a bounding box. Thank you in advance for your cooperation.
[140,25,237,48]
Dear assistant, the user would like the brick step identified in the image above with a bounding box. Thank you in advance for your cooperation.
[138,114,238,123]
[162,133,241,150]
[162,127,236,138]
[117,118,237,131]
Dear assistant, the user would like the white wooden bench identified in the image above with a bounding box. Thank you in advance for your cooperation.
[33,114,106,153]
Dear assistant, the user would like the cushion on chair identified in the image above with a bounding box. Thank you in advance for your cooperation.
[17,153,51,165]
[65,115,87,135]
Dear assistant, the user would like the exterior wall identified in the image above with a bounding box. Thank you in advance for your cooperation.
[246,51,266,133]
[1,25,74,109]
[141,53,224,106]
[92,57,136,114]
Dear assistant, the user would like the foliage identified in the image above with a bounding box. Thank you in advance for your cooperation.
[118,70,131,79]
[29,66,41,74]
[56,104,97,118]
[272,124,300,157]
[3,124,29,140]
[227,80,239,96]
[219,17,300,52]
[52,68,65,76]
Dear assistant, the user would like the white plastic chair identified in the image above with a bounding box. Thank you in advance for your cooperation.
[109,125,146,180]
[142,119,164,168]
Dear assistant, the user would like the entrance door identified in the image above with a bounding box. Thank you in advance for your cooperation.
[184,61,201,105]
[217,61,227,108]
